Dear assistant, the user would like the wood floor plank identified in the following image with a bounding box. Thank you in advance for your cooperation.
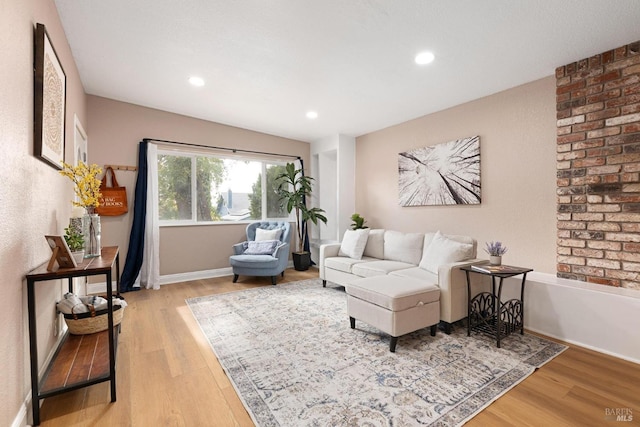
[39,268,640,426]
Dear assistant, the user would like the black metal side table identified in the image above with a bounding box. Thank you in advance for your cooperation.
[460,264,533,348]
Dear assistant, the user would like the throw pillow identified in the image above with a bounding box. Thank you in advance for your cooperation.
[255,227,282,242]
[338,229,370,260]
[244,240,280,255]
[419,231,473,273]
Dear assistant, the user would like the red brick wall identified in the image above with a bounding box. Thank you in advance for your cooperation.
[556,41,640,289]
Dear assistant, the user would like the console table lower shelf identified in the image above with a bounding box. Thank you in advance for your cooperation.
[40,327,120,396]
[468,293,524,343]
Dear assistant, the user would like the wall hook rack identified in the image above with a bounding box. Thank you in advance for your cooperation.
[104,164,137,172]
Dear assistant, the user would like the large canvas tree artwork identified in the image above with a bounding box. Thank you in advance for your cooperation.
[398,136,481,206]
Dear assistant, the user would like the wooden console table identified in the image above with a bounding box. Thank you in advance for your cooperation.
[25,246,120,425]
[460,264,533,348]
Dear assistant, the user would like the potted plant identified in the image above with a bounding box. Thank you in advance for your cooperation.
[276,163,328,271]
[350,213,368,230]
[64,225,85,264]
[484,241,507,265]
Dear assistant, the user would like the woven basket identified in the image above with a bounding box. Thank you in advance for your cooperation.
[63,304,124,335]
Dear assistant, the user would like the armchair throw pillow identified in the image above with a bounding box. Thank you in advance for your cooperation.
[338,229,370,260]
[244,240,280,256]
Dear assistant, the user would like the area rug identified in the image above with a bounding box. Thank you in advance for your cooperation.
[186,279,566,426]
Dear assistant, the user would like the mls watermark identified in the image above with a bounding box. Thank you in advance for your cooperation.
[605,407,633,422]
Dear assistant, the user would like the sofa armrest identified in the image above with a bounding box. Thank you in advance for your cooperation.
[232,242,246,255]
[319,243,341,279]
[437,259,489,323]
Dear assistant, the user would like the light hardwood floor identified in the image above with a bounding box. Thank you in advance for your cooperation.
[39,268,640,426]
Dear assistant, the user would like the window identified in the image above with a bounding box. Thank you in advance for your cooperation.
[158,150,290,225]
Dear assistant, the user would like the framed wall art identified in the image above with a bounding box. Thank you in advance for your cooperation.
[34,23,66,170]
[398,135,481,206]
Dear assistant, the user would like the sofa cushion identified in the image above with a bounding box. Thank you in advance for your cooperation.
[390,267,439,284]
[324,256,376,274]
[363,229,385,259]
[383,230,424,265]
[255,228,282,241]
[338,229,370,259]
[351,260,415,278]
[419,231,474,273]
[347,276,440,311]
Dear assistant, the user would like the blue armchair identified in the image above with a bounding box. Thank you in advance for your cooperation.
[229,221,292,285]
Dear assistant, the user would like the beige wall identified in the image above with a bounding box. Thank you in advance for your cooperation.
[87,96,310,275]
[356,77,558,274]
[1,0,88,423]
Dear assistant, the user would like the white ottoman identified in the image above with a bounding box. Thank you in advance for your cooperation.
[346,276,440,352]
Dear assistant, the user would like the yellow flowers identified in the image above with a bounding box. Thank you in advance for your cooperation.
[59,161,103,208]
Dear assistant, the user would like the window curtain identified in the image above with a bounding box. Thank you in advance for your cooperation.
[120,141,160,291]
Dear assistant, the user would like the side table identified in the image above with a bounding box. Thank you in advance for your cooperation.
[460,264,533,348]
[25,246,120,425]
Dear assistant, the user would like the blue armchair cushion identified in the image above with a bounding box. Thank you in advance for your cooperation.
[230,254,278,268]
[243,240,280,255]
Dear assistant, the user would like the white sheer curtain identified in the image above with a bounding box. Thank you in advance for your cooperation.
[134,142,160,290]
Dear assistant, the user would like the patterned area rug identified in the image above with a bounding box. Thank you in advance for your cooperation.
[186,279,566,426]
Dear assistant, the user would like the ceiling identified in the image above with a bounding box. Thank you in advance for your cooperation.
[54,0,640,143]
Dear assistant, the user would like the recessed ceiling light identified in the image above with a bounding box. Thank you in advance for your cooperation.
[415,51,435,65]
[306,111,318,119]
[188,76,205,87]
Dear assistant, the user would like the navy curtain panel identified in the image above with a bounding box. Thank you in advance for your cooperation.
[120,140,148,292]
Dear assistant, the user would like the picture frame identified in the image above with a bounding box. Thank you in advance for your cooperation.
[45,235,77,270]
[398,135,481,206]
[34,23,66,170]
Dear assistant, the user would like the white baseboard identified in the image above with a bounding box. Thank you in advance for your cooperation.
[14,330,68,427]
[11,399,27,427]
[159,267,235,285]
[87,262,294,293]
[87,267,235,293]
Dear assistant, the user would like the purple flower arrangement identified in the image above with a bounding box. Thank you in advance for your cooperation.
[484,241,508,256]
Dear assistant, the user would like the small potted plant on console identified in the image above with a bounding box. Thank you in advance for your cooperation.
[484,241,507,265]
[64,225,85,264]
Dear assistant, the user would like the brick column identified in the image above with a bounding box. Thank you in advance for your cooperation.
[556,41,640,289]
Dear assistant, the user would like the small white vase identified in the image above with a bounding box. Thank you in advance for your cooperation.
[489,255,502,266]
[72,250,85,265]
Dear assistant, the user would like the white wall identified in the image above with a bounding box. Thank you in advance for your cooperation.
[337,135,356,238]
[501,273,640,363]
[2,1,89,425]
[311,134,356,243]
[317,150,338,241]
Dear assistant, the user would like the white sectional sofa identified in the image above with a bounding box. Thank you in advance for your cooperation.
[319,229,485,333]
